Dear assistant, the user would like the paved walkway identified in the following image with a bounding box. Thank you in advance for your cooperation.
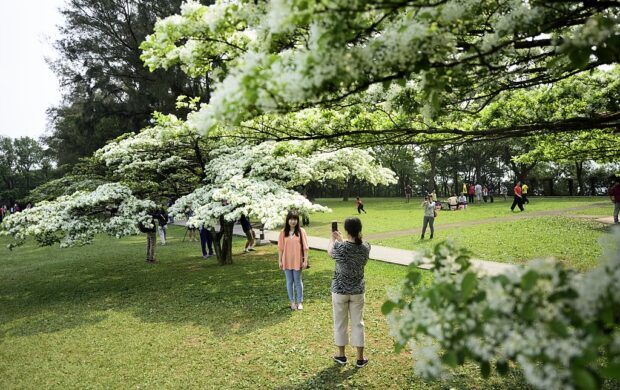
[173,203,614,276]
[176,222,515,276]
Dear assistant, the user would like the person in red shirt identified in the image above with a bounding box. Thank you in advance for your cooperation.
[468,184,475,204]
[609,177,620,224]
[355,197,367,214]
[510,181,524,212]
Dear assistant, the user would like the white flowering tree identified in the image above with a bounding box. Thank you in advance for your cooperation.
[95,108,213,200]
[1,183,155,255]
[140,1,620,141]
[382,229,620,390]
[169,141,397,265]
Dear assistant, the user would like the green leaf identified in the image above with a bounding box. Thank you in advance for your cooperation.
[521,302,537,321]
[406,270,422,285]
[571,367,599,390]
[549,320,568,337]
[480,361,491,378]
[567,47,591,69]
[521,270,539,291]
[441,351,458,368]
[461,271,477,301]
[496,361,509,376]
[381,300,397,315]
[600,361,620,379]
[600,307,614,327]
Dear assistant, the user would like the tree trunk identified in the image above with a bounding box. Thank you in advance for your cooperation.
[214,217,235,265]
[453,172,459,196]
[428,147,438,193]
[145,231,157,263]
[342,177,355,201]
[575,161,585,195]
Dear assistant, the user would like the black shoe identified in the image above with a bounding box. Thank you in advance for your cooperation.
[430,234,433,239]
[333,356,347,365]
[356,358,369,368]
[420,235,424,240]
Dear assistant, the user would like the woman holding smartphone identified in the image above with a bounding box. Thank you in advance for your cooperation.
[328,217,371,368]
[278,211,309,310]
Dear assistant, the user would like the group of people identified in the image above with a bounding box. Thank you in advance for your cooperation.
[277,211,371,368]
[0,203,32,223]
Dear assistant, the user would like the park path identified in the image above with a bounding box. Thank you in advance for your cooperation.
[175,202,613,276]
[364,202,612,241]
[176,221,515,275]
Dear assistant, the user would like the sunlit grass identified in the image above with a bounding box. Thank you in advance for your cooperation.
[0,227,530,389]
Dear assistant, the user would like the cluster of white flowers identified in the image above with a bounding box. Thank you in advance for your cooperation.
[1,183,154,248]
[170,140,396,228]
[205,141,397,188]
[386,229,620,389]
[170,176,329,230]
[138,0,617,134]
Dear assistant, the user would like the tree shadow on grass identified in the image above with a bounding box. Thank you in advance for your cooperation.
[0,237,335,340]
[274,365,359,390]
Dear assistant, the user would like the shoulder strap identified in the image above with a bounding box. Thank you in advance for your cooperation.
[299,229,308,266]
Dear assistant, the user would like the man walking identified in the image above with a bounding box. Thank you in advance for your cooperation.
[511,181,524,212]
[609,177,620,224]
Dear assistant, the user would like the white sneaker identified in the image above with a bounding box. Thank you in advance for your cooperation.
[297,303,303,310]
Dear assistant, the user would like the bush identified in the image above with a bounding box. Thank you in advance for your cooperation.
[383,227,620,390]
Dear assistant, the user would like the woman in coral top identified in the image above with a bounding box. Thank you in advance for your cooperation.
[278,211,309,310]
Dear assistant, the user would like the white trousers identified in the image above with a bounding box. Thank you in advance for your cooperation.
[158,225,167,244]
[332,292,365,347]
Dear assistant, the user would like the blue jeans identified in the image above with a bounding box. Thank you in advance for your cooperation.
[200,227,214,256]
[284,269,303,303]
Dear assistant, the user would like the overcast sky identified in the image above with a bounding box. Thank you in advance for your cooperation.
[0,0,66,141]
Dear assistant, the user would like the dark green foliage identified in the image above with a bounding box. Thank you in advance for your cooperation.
[45,0,213,167]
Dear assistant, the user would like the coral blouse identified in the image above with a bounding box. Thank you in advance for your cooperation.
[278,228,309,271]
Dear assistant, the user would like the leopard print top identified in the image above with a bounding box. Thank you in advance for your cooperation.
[330,241,370,295]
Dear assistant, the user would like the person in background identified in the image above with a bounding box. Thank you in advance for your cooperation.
[458,193,467,209]
[240,214,256,252]
[500,183,508,201]
[475,183,482,204]
[404,184,412,203]
[447,194,459,210]
[278,211,309,310]
[482,186,488,203]
[154,208,168,245]
[185,206,197,242]
[328,217,370,368]
[199,223,214,258]
[462,183,467,196]
[355,197,367,214]
[511,181,525,212]
[468,184,475,204]
[522,182,530,204]
[608,176,620,224]
[420,194,436,239]
[487,182,495,203]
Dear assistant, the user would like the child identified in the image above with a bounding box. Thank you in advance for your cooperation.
[355,197,367,214]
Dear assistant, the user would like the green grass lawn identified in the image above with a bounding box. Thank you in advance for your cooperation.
[304,197,612,270]
[374,216,608,271]
[0,226,531,389]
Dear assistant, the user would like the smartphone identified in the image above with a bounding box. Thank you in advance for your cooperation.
[331,221,338,232]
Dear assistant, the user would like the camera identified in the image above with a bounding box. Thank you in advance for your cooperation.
[331,221,338,232]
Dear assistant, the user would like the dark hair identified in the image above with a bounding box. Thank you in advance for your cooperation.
[344,217,363,245]
[284,211,301,237]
